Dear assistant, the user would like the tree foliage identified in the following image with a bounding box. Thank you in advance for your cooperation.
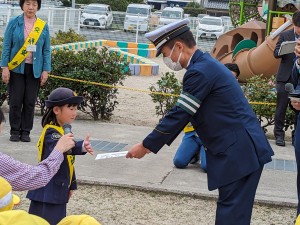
[149,72,182,119]
[243,75,295,132]
[50,29,87,45]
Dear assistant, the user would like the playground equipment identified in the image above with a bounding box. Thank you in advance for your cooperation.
[211,20,293,82]
[211,0,298,82]
[229,0,264,27]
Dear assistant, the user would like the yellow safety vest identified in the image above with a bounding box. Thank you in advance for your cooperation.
[37,124,75,187]
[8,18,46,70]
[183,122,195,133]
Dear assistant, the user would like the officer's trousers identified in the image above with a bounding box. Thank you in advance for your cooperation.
[293,113,300,215]
[215,166,263,225]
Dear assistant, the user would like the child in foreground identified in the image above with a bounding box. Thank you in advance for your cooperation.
[26,87,93,225]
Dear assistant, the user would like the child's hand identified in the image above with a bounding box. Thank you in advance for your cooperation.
[84,134,94,155]
[55,133,75,153]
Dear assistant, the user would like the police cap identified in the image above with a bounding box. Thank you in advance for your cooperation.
[145,18,190,56]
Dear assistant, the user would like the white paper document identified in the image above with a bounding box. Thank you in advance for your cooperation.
[95,151,128,160]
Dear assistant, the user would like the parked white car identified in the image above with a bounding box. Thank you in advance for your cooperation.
[221,16,234,31]
[123,4,151,33]
[159,7,184,27]
[197,16,225,39]
[80,4,113,29]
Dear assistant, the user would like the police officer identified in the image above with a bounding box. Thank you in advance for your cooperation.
[126,19,274,225]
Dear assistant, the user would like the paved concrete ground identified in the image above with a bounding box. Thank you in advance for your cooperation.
[0,115,298,207]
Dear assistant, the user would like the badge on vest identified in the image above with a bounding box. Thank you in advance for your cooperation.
[51,133,61,140]
[26,45,36,52]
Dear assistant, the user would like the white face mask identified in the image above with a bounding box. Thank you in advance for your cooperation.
[163,45,183,71]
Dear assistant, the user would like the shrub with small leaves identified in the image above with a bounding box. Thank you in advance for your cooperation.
[50,29,87,45]
[243,75,295,132]
[149,72,182,119]
[0,37,8,106]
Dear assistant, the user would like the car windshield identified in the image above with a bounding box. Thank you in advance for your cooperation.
[84,6,106,14]
[161,10,182,19]
[200,18,222,26]
[221,17,232,25]
[126,7,149,15]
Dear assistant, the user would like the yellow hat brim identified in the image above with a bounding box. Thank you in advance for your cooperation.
[12,194,20,205]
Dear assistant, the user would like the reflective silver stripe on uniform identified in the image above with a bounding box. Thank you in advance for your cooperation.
[176,92,201,116]
[0,191,12,208]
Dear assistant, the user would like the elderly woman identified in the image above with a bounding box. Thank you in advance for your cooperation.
[0,0,51,142]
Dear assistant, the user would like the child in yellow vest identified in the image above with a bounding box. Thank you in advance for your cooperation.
[26,87,93,225]
[173,122,207,171]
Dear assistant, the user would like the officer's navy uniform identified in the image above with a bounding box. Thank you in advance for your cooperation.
[290,63,300,215]
[144,20,274,225]
[26,128,86,225]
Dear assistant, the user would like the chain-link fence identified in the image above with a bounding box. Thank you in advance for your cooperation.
[0,6,219,52]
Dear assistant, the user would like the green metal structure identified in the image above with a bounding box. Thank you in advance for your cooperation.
[228,0,297,35]
[229,0,263,27]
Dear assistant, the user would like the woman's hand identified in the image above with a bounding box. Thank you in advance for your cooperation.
[1,67,10,84]
[55,133,75,153]
[40,71,48,86]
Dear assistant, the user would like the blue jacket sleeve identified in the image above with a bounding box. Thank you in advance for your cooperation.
[69,140,87,155]
[143,68,204,154]
[43,128,59,159]
[42,24,51,72]
[143,107,190,153]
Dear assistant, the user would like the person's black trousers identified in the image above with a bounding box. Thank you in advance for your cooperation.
[274,81,292,140]
[8,64,40,136]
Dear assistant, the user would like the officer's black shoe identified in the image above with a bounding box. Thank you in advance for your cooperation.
[9,134,20,142]
[21,134,31,142]
[190,151,200,164]
[275,138,285,147]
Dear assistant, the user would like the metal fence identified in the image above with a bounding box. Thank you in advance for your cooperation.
[0,6,218,52]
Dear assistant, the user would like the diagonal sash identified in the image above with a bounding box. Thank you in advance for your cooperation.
[37,124,75,187]
[8,18,46,70]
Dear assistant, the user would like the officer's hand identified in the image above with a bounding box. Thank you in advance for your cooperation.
[55,133,75,153]
[126,143,151,159]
